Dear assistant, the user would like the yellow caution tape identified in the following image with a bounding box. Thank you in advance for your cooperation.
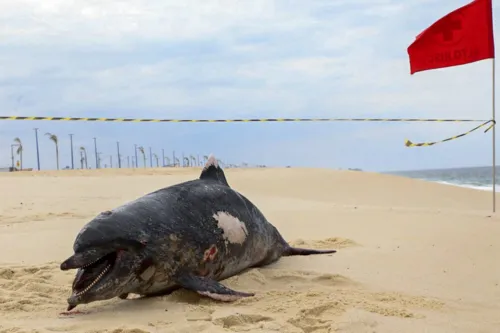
[0,115,494,148]
[0,116,488,123]
[405,120,496,147]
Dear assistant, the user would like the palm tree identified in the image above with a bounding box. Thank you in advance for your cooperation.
[165,157,171,166]
[183,157,190,167]
[45,132,59,170]
[174,157,179,167]
[13,137,23,170]
[80,147,88,169]
[190,155,196,167]
[138,146,146,167]
[79,151,84,169]
[153,153,159,167]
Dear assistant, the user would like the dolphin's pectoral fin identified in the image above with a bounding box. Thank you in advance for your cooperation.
[175,273,254,302]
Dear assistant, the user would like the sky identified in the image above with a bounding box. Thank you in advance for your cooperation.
[1,0,499,172]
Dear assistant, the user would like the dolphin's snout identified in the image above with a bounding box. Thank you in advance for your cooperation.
[60,249,110,271]
[60,255,79,270]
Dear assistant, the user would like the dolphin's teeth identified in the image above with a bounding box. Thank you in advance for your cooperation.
[75,264,111,296]
[82,258,100,269]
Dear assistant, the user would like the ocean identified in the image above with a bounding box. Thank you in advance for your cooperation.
[385,166,500,192]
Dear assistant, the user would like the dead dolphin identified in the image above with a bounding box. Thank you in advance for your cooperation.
[60,154,336,311]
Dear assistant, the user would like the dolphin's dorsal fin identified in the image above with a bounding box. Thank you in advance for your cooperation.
[199,154,230,187]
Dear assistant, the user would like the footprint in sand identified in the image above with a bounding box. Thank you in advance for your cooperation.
[0,263,71,313]
[212,312,274,329]
[195,265,445,333]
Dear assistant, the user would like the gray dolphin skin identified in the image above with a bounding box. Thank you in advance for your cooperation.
[60,154,336,311]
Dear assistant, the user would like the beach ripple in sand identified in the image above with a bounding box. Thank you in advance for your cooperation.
[0,238,445,333]
[289,238,359,250]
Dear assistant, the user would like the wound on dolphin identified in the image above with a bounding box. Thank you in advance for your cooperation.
[203,245,218,262]
[60,153,337,312]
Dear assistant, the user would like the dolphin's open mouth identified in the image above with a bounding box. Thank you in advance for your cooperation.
[72,252,117,296]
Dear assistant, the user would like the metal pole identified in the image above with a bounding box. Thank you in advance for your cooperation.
[134,144,138,168]
[493,58,496,213]
[34,128,41,170]
[117,142,121,168]
[93,137,98,169]
[69,134,74,169]
[162,149,165,167]
[149,147,153,167]
[173,151,176,167]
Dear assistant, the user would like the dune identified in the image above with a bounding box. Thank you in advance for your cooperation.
[0,167,499,333]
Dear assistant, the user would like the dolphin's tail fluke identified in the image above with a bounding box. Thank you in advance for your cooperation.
[283,246,336,256]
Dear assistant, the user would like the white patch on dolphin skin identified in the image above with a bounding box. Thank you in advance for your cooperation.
[204,154,218,170]
[139,266,156,281]
[213,211,248,245]
[127,293,142,300]
[197,291,244,302]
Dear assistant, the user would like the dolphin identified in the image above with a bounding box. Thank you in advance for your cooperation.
[60,154,336,311]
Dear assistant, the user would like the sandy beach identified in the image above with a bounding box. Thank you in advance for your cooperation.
[0,166,499,333]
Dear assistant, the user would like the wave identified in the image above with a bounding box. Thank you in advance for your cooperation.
[434,181,500,192]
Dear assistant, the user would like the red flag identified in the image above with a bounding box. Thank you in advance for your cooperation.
[407,0,495,74]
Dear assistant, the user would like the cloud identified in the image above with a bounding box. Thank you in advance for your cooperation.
[0,0,498,171]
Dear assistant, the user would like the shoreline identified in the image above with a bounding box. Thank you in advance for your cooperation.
[2,166,499,193]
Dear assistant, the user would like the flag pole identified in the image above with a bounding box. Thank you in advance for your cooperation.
[493,57,496,213]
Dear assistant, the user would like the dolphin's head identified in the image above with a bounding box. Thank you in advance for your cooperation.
[60,209,155,310]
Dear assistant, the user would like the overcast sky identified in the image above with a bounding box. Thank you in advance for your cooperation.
[0,0,499,171]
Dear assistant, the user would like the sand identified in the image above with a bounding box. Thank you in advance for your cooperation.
[0,167,499,333]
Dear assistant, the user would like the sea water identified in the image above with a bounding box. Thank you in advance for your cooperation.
[385,166,500,192]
